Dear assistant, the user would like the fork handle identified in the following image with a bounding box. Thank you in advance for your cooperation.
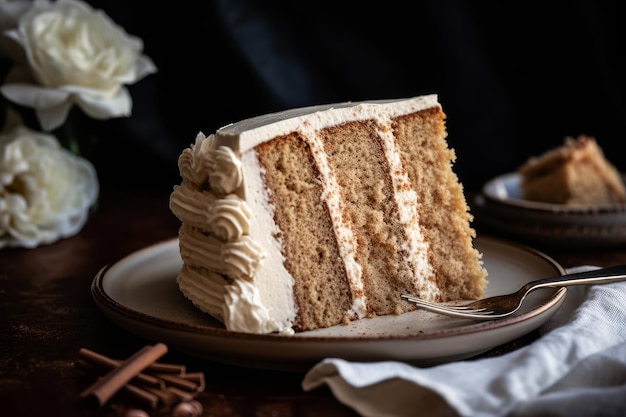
[530,264,626,289]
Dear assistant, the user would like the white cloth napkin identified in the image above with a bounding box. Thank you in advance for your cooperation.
[302,266,626,417]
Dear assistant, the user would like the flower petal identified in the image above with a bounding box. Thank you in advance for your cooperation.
[36,102,74,131]
[118,55,158,84]
[1,82,70,109]
[75,87,132,120]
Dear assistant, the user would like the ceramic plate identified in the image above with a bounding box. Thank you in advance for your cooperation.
[474,172,626,247]
[92,236,568,371]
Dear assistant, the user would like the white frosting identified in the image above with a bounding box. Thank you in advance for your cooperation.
[207,146,242,194]
[223,279,290,335]
[177,132,213,185]
[176,264,228,320]
[171,133,297,334]
[170,187,250,241]
[217,95,440,152]
[178,223,264,280]
[238,149,297,333]
[170,95,441,334]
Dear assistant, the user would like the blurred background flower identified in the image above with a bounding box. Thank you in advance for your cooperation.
[0,124,98,248]
[1,0,157,131]
[0,0,157,248]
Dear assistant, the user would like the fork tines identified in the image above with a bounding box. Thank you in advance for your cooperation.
[400,295,494,316]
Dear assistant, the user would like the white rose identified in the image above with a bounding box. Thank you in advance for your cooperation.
[0,125,99,248]
[0,0,157,131]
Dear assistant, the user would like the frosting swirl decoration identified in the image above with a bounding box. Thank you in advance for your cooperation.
[170,187,251,241]
[172,129,274,331]
[178,133,217,186]
[207,146,242,195]
[210,194,252,241]
[179,223,265,280]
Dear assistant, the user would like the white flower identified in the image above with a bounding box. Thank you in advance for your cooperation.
[0,0,157,131]
[0,125,99,248]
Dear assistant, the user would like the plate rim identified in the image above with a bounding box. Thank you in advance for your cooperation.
[91,236,567,344]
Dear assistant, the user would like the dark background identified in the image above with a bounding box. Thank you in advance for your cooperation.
[82,1,626,193]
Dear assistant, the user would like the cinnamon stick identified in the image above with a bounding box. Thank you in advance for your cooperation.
[156,374,198,392]
[80,343,168,406]
[79,348,184,377]
[123,383,160,409]
[143,386,179,406]
[145,362,186,375]
[166,386,195,402]
[78,348,163,388]
[182,372,205,391]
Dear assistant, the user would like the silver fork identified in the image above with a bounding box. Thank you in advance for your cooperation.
[401,264,626,320]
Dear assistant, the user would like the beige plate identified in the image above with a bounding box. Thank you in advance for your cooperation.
[92,236,569,372]
[475,172,626,247]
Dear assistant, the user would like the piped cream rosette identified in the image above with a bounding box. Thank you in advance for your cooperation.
[170,133,282,334]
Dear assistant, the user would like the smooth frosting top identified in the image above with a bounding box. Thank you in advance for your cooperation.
[216,95,440,151]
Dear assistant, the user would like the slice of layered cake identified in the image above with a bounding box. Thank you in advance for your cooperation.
[169,95,488,334]
[519,135,626,205]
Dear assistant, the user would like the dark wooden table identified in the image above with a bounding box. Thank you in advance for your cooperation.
[2,188,626,417]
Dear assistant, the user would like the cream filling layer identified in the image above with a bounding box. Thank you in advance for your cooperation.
[298,122,367,319]
[375,117,440,301]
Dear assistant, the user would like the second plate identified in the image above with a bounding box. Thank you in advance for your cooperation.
[474,172,626,247]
